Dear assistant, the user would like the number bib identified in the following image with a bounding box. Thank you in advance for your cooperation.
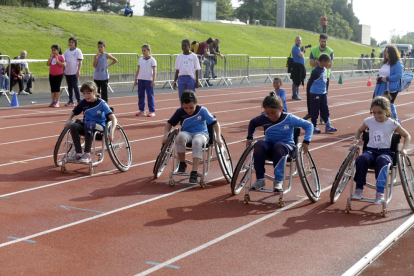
[372,130,384,146]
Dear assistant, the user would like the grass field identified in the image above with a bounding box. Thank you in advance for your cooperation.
[0,6,377,76]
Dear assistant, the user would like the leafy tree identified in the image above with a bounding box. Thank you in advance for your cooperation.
[370,37,377,47]
[379,40,388,46]
[216,0,234,20]
[0,0,48,7]
[54,0,64,9]
[236,0,275,25]
[67,0,125,13]
[144,0,192,19]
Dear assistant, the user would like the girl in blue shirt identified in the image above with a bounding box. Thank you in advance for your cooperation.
[247,93,313,192]
[162,90,223,183]
[65,82,117,163]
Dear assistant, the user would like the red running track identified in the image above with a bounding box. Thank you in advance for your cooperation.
[0,79,414,275]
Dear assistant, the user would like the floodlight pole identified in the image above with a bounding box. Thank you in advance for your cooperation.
[276,0,286,28]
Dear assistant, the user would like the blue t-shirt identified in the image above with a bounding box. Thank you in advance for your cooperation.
[72,98,113,127]
[168,105,216,135]
[292,45,305,65]
[247,113,313,145]
[309,66,327,95]
[273,89,287,112]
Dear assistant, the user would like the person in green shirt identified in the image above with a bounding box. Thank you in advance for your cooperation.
[303,33,334,121]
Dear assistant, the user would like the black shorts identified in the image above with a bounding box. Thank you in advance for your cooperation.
[49,74,63,93]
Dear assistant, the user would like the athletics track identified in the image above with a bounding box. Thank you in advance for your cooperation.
[0,78,414,275]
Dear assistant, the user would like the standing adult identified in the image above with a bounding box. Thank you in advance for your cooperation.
[63,37,83,107]
[290,36,306,101]
[124,2,133,17]
[371,49,376,69]
[196,37,214,86]
[373,45,403,122]
[320,14,327,34]
[304,33,334,120]
[19,50,34,94]
[208,38,224,79]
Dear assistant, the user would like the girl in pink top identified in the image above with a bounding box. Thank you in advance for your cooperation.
[46,44,66,107]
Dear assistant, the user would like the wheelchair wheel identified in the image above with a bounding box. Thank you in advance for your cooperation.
[215,135,233,183]
[296,144,320,203]
[399,154,414,211]
[153,129,179,179]
[231,142,255,195]
[330,147,360,204]
[105,122,132,172]
[53,125,75,167]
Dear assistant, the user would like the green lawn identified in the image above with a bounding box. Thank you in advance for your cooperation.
[0,6,377,76]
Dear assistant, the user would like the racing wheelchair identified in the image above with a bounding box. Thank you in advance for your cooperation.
[153,123,233,187]
[53,117,132,175]
[231,128,321,207]
[330,130,414,216]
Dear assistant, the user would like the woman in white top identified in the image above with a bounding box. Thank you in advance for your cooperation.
[373,45,403,121]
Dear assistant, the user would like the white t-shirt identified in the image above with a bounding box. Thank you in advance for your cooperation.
[137,57,157,81]
[64,48,83,75]
[175,53,201,79]
[378,63,390,78]
[20,61,28,71]
[364,116,399,149]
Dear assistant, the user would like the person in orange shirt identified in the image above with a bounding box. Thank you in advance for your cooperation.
[320,14,327,33]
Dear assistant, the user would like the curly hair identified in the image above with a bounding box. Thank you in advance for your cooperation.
[383,45,402,66]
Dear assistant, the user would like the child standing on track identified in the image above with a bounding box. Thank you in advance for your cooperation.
[271,77,287,112]
[46,44,65,107]
[308,53,337,133]
[65,81,117,163]
[93,40,118,104]
[247,94,313,192]
[134,44,157,117]
[173,39,200,102]
[64,37,83,107]
[162,90,223,183]
[350,96,410,204]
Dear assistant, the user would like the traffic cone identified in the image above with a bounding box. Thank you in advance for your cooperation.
[338,75,343,84]
[367,77,372,86]
[10,93,20,107]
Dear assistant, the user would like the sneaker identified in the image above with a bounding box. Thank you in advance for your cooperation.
[303,114,311,120]
[374,192,384,204]
[273,180,283,192]
[79,153,91,163]
[189,171,198,183]
[65,102,74,107]
[7,91,15,95]
[292,97,302,101]
[147,112,155,117]
[325,126,338,133]
[313,127,321,134]
[212,75,217,79]
[250,179,265,190]
[205,80,213,87]
[53,102,59,107]
[24,88,32,94]
[66,154,81,162]
[135,111,146,116]
[18,90,30,95]
[49,102,55,107]
[351,188,363,200]
[177,162,187,173]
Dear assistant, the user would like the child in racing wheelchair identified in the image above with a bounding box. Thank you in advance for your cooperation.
[64,81,117,163]
[162,90,223,183]
[349,94,410,204]
[247,92,314,192]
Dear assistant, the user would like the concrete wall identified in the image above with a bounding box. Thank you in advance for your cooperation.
[357,25,371,46]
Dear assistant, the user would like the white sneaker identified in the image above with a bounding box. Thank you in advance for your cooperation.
[7,91,15,95]
[351,188,363,200]
[374,192,384,205]
[18,90,30,95]
[66,154,81,162]
[79,153,91,163]
[250,179,265,190]
[273,180,283,192]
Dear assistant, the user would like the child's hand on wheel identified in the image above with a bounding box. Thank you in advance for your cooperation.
[302,143,309,154]
[162,134,169,144]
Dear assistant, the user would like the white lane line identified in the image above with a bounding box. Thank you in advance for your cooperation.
[342,215,414,276]
[0,85,381,131]
[135,187,334,276]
